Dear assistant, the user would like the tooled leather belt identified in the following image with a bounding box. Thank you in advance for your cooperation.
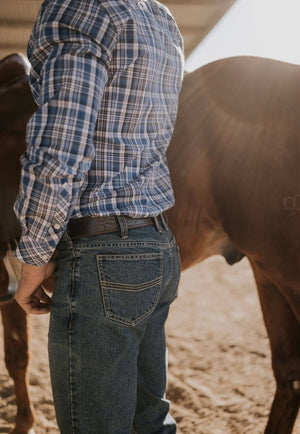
[67,215,155,239]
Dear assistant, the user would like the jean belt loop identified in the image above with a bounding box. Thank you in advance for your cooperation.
[161,213,169,231]
[116,215,128,239]
[153,215,163,233]
[62,225,73,249]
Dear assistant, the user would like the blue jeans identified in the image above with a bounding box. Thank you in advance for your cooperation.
[48,218,181,433]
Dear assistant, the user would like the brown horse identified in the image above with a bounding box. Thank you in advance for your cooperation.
[167,56,300,433]
[0,53,38,434]
[0,53,299,433]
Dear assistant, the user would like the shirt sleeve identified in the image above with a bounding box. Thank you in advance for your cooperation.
[14,0,118,266]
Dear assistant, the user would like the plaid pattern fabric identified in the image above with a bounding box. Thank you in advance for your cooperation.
[14,0,184,266]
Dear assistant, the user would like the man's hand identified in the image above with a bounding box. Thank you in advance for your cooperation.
[15,261,56,315]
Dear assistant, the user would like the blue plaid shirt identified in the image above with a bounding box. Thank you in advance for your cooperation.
[14,0,184,266]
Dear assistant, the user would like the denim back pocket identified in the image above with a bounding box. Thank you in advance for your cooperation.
[97,252,163,326]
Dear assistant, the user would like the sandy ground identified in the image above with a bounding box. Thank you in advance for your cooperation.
[0,256,299,433]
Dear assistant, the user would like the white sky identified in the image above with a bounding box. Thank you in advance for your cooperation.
[185,0,300,71]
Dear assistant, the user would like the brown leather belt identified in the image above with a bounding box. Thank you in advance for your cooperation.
[68,215,155,239]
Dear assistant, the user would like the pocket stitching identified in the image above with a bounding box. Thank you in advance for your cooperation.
[101,276,162,291]
[97,252,163,326]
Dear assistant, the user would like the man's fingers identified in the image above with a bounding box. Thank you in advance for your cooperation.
[15,286,51,315]
[32,293,51,309]
[15,261,55,315]
[36,286,52,303]
[26,303,51,315]
[15,296,50,315]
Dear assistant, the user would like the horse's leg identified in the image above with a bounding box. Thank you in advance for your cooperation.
[0,258,35,433]
[251,262,300,434]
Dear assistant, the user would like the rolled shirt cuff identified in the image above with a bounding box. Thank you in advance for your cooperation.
[15,234,58,266]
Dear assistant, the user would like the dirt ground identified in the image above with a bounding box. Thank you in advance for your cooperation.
[1,255,299,433]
